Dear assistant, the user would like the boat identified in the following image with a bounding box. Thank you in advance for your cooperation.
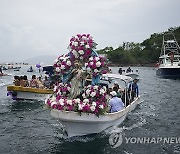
[45,34,142,137]
[48,74,141,137]
[7,85,53,100]
[27,66,33,72]
[156,33,180,79]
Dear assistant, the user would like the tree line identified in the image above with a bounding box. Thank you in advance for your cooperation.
[97,26,180,66]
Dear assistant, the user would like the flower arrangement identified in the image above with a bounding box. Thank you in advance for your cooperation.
[53,82,71,97]
[85,56,108,77]
[68,34,97,61]
[45,85,108,116]
[54,54,72,74]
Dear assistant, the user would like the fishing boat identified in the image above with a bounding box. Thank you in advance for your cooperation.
[49,74,141,137]
[156,33,180,79]
[7,85,53,100]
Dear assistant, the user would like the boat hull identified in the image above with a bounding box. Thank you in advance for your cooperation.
[51,97,141,137]
[156,67,180,79]
[7,85,53,100]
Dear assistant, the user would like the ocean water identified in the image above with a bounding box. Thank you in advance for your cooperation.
[0,66,180,154]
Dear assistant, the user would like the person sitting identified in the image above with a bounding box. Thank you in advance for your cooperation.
[13,76,20,86]
[43,76,50,89]
[23,75,29,87]
[19,76,25,87]
[37,77,44,89]
[109,91,124,113]
[118,68,122,75]
[30,75,38,88]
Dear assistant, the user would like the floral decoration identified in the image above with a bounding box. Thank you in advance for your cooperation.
[68,34,97,61]
[54,54,72,74]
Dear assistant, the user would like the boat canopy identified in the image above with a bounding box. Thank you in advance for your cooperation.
[102,73,133,83]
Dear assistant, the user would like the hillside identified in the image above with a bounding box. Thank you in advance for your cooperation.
[97,26,180,66]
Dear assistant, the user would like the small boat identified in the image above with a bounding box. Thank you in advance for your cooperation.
[7,85,53,100]
[0,73,8,76]
[27,66,33,72]
[47,74,141,137]
[156,33,180,79]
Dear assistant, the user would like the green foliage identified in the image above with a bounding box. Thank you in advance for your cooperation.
[98,26,180,65]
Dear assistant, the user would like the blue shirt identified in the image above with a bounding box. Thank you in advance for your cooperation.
[109,97,124,113]
[129,83,139,97]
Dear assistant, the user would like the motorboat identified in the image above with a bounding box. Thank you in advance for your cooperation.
[156,33,180,79]
[47,74,141,137]
[7,85,53,100]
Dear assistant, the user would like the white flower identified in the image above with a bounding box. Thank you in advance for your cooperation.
[90,62,93,65]
[93,85,99,90]
[57,90,61,95]
[72,41,78,46]
[96,61,101,67]
[67,100,72,105]
[95,57,100,61]
[86,89,91,95]
[85,44,90,49]
[94,69,99,73]
[80,41,85,45]
[90,105,96,112]
[53,86,58,91]
[92,101,96,106]
[90,92,96,97]
[72,50,77,55]
[82,36,87,40]
[74,98,81,104]
[89,57,93,61]
[55,67,61,72]
[66,60,71,66]
[79,50,84,55]
[61,65,65,69]
[99,104,104,109]
[82,93,86,98]
[100,89,105,95]
[59,99,64,106]
[67,86,71,91]
[85,63,88,67]
[83,99,89,103]
[86,67,91,73]
[78,104,83,110]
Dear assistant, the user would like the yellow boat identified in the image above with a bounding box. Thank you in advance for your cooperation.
[7,85,53,100]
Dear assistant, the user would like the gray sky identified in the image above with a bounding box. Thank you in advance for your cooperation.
[0,0,180,62]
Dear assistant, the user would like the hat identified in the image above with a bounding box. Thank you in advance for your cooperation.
[114,81,118,84]
[110,91,117,97]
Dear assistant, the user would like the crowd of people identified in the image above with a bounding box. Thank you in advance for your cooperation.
[13,75,51,89]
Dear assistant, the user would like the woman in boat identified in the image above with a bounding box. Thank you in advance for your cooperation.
[69,61,85,99]
[109,91,124,113]
[37,77,44,89]
[23,75,29,87]
[30,75,39,88]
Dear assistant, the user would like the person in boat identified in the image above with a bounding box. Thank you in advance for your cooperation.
[112,81,124,98]
[170,52,174,66]
[37,77,44,89]
[109,91,124,113]
[118,68,122,75]
[19,76,25,87]
[128,78,139,101]
[43,76,50,89]
[13,76,20,86]
[23,75,29,87]
[30,75,39,88]
[69,61,85,99]
[126,66,132,73]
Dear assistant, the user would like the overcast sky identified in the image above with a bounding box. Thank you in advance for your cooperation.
[0,0,180,62]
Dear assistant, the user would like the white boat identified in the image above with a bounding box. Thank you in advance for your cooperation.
[49,74,141,137]
[156,33,180,79]
[7,85,53,100]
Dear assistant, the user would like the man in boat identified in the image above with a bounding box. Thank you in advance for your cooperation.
[126,66,132,73]
[118,67,122,75]
[128,78,139,101]
[109,91,124,113]
[0,65,3,75]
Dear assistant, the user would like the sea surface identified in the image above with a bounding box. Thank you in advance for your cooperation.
[0,66,180,154]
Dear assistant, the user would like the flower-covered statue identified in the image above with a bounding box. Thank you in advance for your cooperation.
[46,34,109,116]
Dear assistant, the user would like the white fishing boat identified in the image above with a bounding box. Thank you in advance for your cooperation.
[49,74,141,137]
[7,85,53,100]
[156,33,180,79]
